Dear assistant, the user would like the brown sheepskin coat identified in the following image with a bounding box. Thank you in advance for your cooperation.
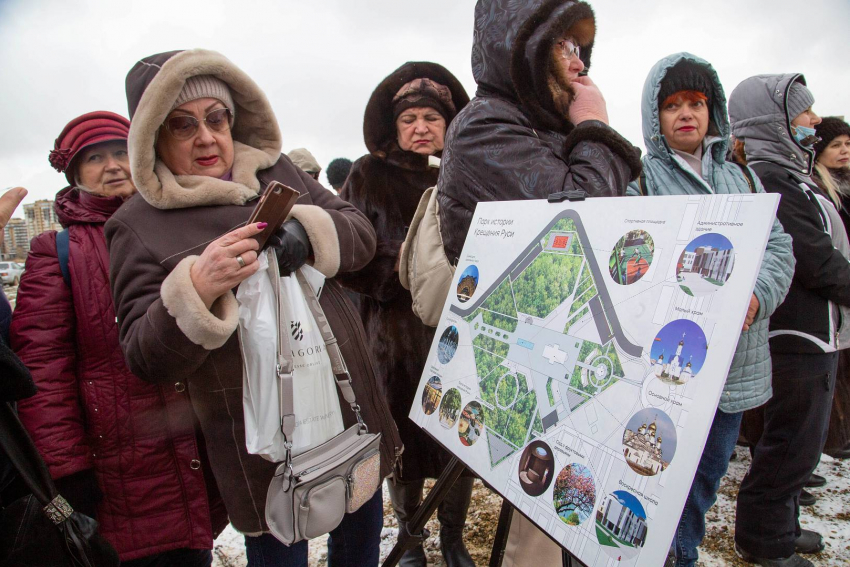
[107,49,401,534]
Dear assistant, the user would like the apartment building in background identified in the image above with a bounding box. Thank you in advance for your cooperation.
[24,200,61,240]
[0,199,61,259]
[3,218,30,260]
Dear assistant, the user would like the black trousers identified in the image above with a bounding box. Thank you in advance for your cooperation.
[735,350,838,558]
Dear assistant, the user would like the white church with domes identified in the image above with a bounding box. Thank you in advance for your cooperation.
[623,416,670,475]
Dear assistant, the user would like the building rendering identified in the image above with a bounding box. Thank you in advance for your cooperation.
[596,492,648,548]
[623,417,669,475]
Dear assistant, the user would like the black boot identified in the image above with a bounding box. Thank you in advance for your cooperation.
[387,479,428,567]
[798,489,817,507]
[437,477,475,567]
[804,473,826,488]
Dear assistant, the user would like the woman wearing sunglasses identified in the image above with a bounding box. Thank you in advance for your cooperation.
[11,111,227,566]
[105,49,402,567]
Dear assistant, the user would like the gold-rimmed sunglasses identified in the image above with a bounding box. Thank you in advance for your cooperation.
[163,107,232,140]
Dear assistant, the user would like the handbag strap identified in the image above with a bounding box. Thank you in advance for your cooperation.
[0,403,76,525]
[269,255,366,461]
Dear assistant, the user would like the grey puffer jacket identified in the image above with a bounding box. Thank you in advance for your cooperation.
[627,53,794,413]
[437,0,642,263]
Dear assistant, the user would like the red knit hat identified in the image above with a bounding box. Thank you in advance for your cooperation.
[49,111,130,184]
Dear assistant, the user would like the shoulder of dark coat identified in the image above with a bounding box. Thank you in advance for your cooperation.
[343,154,432,210]
[105,192,158,234]
[749,162,800,193]
[564,121,642,181]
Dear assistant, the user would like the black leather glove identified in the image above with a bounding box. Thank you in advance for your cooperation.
[55,469,103,519]
[270,219,312,276]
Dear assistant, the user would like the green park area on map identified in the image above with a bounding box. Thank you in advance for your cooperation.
[463,218,627,467]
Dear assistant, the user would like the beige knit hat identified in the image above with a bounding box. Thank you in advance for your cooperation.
[171,75,235,124]
[287,148,321,175]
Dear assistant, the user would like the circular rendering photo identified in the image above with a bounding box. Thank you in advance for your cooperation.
[596,490,648,560]
[456,265,479,303]
[609,230,655,285]
[676,233,735,296]
[650,319,708,385]
[458,401,484,446]
[621,408,678,476]
[518,441,555,497]
[553,463,596,526]
[439,388,462,429]
[421,376,442,416]
[437,325,460,364]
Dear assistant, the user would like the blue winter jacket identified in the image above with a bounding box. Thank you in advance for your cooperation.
[627,53,794,413]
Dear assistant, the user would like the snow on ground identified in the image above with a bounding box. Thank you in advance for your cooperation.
[696,450,850,566]
[212,479,502,567]
[213,455,850,566]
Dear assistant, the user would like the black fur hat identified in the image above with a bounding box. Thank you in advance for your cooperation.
[658,60,714,111]
[814,117,850,159]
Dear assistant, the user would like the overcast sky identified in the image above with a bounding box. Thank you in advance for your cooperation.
[1,0,848,216]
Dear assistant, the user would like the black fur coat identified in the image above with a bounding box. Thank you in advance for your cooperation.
[337,61,470,481]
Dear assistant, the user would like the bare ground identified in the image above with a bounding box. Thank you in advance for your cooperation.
[213,454,850,566]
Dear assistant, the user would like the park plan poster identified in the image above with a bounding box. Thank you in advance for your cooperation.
[410,193,780,566]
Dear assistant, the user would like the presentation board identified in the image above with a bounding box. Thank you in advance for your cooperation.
[410,193,780,566]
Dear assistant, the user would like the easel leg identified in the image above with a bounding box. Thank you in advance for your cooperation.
[488,499,513,567]
[381,457,584,567]
[382,457,466,567]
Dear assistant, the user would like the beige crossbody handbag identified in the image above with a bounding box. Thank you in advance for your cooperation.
[265,271,382,545]
[398,158,455,327]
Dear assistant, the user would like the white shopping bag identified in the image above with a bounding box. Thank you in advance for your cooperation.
[238,251,344,461]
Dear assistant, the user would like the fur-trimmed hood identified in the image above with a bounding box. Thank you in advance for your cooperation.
[125,49,282,210]
[363,61,469,170]
[729,73,815,179]
[472,0,595,131]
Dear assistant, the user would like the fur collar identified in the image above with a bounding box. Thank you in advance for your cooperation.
[127,49,281,210]
[830,167,850,194]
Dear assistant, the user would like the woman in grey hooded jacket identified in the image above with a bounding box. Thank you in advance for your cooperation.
[729,74,850,567]
[629,53,793,567]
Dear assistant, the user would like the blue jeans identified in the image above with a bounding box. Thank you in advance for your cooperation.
[673,408,743,567]
[244,487,384,567]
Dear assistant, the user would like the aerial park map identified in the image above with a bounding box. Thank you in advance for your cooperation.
[409,193,780,566]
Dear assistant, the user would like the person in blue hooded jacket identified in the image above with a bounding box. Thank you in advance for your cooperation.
[628,53,794,567]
